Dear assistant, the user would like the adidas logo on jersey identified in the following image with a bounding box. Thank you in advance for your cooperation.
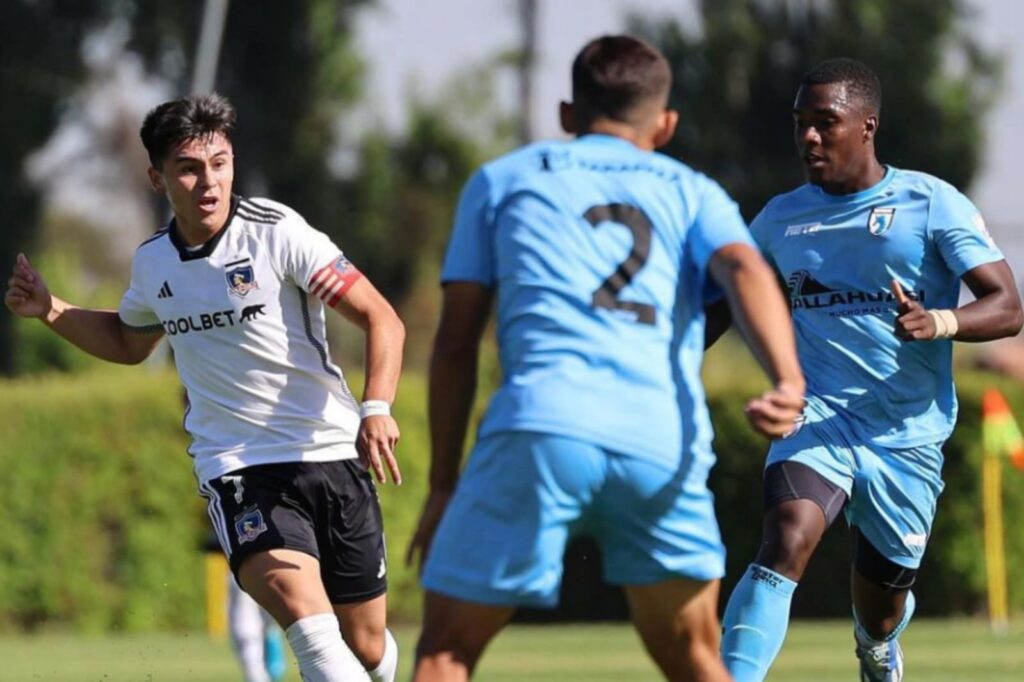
[157,281,174,299]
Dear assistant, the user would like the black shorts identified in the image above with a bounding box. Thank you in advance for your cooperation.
[200,459,387,604]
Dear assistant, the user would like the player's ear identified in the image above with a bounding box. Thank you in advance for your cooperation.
[559,101,577,135]
[652,109,679,149]
[147,167,165,193]
[863,113,879,143]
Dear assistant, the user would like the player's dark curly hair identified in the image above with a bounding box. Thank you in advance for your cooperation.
[572,35,671,126]
[140,93,236,168]
[801,58,882,115]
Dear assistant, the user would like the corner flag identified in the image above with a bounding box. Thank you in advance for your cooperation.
[981,388,1023,634]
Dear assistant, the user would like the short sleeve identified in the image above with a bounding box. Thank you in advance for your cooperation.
[747,207,777,270]
[928,185,1003,278]
[440,169,496,285]
[687,178,754,271]
[264,203,363,306]
[118,257,161,330]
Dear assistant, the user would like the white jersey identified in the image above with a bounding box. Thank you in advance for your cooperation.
[119,196,363,483]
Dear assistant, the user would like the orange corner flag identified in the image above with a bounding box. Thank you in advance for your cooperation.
[982,388,1024,470]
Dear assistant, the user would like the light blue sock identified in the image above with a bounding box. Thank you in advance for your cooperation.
[855,591,916,645]
[722,563,798,682]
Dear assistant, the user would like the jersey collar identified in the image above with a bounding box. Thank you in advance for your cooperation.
[167,194,241,261]
[810,165,897,204]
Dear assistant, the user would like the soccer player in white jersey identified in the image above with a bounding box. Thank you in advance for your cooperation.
[717,59,1024,682]
[5,94,404,682]
[405,35,806,681]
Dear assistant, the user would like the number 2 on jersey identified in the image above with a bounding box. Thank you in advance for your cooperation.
[583,203,656,325]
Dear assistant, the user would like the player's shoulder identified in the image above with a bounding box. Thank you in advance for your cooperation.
[135,225,172,254]
[234,196,300,227]
[754,183,817,223]
[888,167,969,204]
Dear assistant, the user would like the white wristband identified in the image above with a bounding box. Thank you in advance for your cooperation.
[927,309,959,339]
[360,400,391,419]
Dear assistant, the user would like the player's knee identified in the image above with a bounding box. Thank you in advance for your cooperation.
[853,527,917,591]
[655,636,724,682]
[759,524,819,578]
[343,621,386,669]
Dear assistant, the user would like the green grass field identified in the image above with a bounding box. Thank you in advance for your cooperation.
[2,619,1022,681]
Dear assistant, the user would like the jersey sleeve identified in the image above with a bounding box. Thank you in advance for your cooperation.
[927,184,1004,278]
[747,207,778,271]
[687,178,754,272]
[118,256,162,331]
[269,204,363,307]
[440,168,496,285]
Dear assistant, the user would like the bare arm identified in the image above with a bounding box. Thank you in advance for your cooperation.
[331,276,406,484]
[893,260,1023,342]
[406,281,493,569]
[708,243,805,437]
[5,253,163,364]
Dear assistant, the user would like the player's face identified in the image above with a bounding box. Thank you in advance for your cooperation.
[793,83,875,191]
[150,133,234,238]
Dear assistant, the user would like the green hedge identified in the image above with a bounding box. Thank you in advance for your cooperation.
[1,365,1023,631]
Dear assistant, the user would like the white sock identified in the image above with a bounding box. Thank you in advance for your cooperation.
[368,629,398,682]
[286,613,370,682]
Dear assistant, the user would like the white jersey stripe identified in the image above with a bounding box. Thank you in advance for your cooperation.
[200,481,232,557]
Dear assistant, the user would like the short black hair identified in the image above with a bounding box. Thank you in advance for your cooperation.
[572,35,671,125]
[801,58,881,114]
[140,93,236,168]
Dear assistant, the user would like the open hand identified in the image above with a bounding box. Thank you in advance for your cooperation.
[356,415,402,485]
[406,490,453,573]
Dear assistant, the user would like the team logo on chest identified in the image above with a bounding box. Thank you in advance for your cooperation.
[225,257,259,297]
[867,207,896,236]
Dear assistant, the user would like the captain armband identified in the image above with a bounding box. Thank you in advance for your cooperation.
[927,309,959,339]
[308,255,363,307]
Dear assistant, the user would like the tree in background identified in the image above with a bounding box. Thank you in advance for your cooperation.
[635,0,1001,220]
[0,1,111,375]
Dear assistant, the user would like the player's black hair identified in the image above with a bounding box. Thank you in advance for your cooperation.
[140,93,236,168]
[801,58,882,115]
[572,35,671,125]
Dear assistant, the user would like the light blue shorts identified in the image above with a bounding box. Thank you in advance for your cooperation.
[421,431,726,607]
[767,406,945,569]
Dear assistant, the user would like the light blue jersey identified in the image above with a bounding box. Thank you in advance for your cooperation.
[442,134,752,475]
[751,167,1003,448]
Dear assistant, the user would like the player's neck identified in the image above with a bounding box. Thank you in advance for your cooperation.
[174,211,228,247]
[819,158,886,196]
[579,120,655,151]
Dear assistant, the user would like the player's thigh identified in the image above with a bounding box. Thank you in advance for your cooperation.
[764,409,856,499]
[200,465,328,626]
[847,441,945,571]
[594,455,725,586]
[237,548,333,629]
[421,431,605,608]
[624,578,725,679]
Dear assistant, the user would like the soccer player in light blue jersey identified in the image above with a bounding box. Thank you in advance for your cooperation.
[406,35,806,682]
[719,58,1024,682]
